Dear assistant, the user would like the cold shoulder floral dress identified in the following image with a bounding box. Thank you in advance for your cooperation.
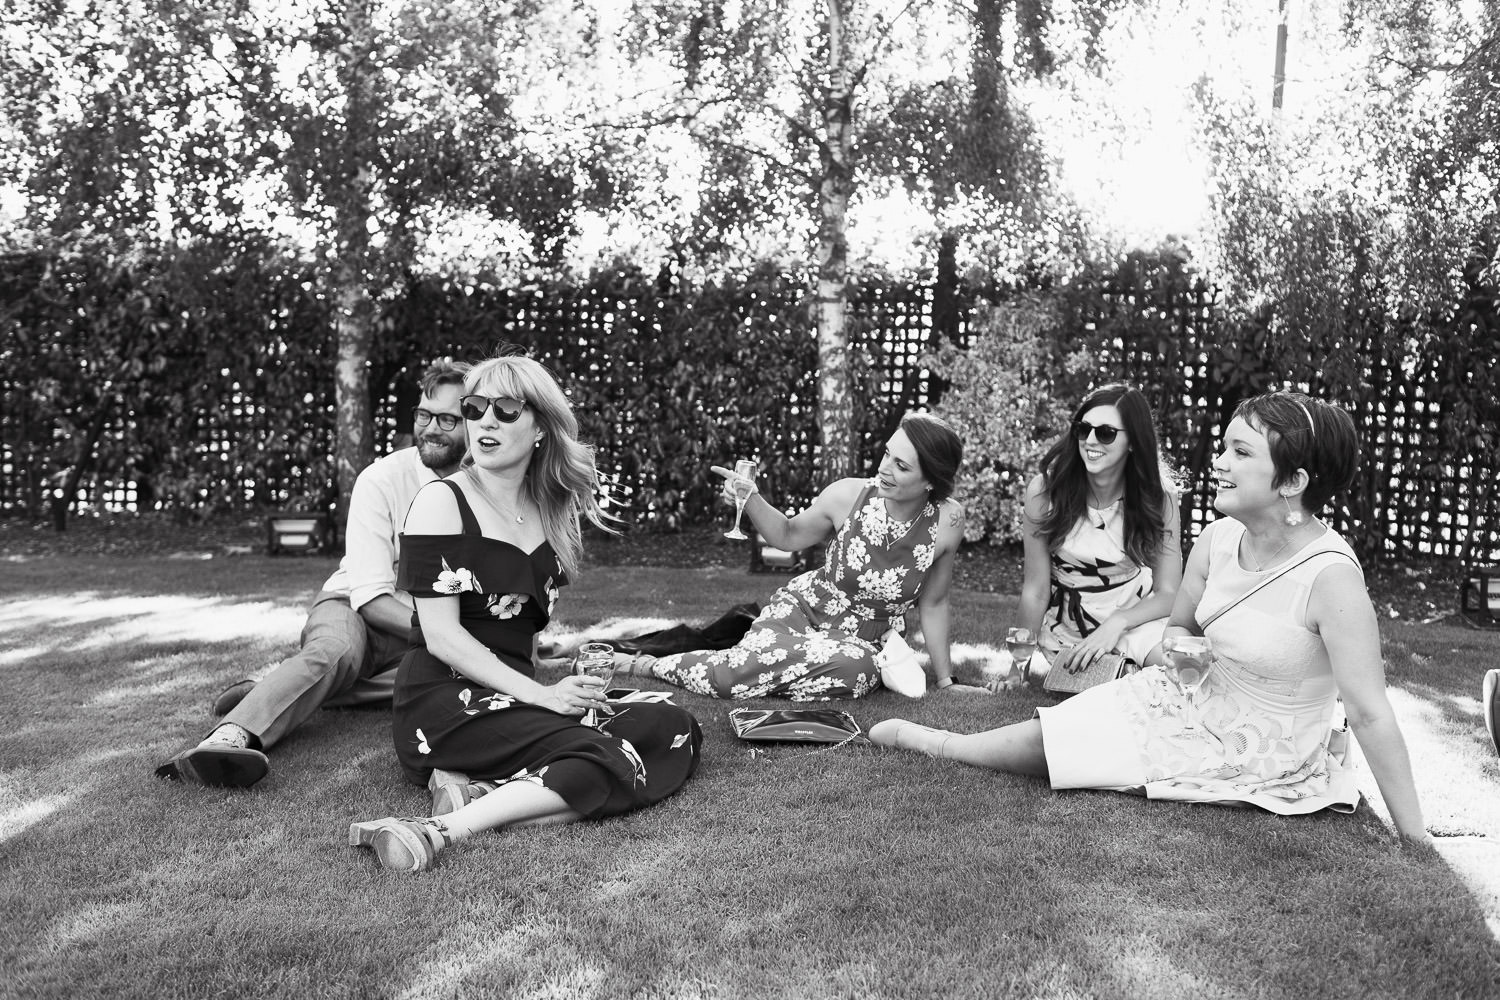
[648,482,941,700]
[392,480,702,818]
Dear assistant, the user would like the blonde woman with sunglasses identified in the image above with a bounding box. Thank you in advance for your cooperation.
[1008,383,1183,685]
[349,353,703,873]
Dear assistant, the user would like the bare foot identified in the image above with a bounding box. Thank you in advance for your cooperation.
[869,719,953,756]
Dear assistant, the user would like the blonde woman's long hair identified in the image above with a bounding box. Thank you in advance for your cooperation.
[463,354,616,578]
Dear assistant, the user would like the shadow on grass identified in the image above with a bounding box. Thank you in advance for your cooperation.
[8,694,1500,998]
[2,560,1499,997]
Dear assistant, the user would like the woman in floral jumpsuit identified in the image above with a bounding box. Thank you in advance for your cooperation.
[628,414,967,699]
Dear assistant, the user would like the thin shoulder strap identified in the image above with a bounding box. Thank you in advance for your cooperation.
[434,478,482,536]
[1200,549,1358,629]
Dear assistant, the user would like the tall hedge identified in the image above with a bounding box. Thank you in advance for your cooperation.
[2,240,1497,564]
[0,247,906,530]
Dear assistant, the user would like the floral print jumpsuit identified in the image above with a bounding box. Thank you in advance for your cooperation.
[649,483,940,700]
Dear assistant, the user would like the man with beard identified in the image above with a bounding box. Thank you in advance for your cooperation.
[156,359,471,789]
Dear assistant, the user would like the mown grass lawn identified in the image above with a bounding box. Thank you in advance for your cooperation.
[2,549,1498,1000]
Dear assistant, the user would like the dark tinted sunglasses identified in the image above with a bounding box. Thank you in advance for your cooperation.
[459,394,527,423]
[1073,420,1123,445]
[413,407,461,431]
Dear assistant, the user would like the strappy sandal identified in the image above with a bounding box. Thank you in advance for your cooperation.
[427,768,471,817]
[615,652,656,677]
[348,817,450,873]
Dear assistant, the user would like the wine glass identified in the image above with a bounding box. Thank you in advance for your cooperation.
[1161,635,1215,732]
[573,641,616,727]
[723,459,758,540]
[1005,627,1038,686]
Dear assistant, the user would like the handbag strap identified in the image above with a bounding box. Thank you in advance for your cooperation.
[1199,549,1357,630]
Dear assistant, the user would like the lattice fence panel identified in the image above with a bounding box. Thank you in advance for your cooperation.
[4,259,1495,565]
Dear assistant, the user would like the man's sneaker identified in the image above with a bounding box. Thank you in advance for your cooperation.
[212,679,257,716]
[154,725,268,788]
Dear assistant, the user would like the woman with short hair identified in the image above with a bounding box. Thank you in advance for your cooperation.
[874,391,1429,843]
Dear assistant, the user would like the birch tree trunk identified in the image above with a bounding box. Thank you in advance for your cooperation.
[815,0,857,480]
[332,0,377,526]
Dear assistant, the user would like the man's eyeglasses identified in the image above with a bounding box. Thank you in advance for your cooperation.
[1073,420,1124,445]
[459,395,528,423]
[413,408,462,431]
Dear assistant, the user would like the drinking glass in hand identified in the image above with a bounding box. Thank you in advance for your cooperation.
[573,641,616,727]
[723,459,758,540]
[1161,635,1214,732]
[1005,627,1038,686]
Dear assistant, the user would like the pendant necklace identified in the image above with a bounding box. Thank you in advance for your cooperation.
[469,468,526,524]
[1087,492,1121,528]
[880,498,920,546]
[1246,533,1291,571]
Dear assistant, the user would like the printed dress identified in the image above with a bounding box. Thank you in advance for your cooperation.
[393,481,702,819]
[1040,500,1167,664]
[1037,518,1361,816]
[649,482,940,700]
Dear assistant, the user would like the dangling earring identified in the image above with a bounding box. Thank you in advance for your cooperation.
[1282,494,1304,527]
[533,438,542,449]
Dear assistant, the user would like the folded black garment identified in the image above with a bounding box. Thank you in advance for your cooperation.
[611,602,760,657]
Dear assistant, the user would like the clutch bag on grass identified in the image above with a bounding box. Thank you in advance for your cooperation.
[1041,651,1129,696]
[729,708,864,743]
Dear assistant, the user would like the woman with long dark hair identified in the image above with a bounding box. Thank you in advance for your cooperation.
[622,413,967,698]
[1012,383,1182,680]
[349,354,703,873]
[873,391,1429,843]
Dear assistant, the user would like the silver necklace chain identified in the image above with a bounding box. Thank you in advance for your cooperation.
[468,468,526,524]
[878,499,922,545]
[1246,533,1292,571]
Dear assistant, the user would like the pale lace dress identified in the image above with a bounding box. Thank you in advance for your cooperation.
[1036,518,1361,816]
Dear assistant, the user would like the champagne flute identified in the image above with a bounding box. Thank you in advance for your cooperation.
[573,641,616,727]
[1161,635,1215,732]
[1005,626,1038,686]
[723,459,758,540]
